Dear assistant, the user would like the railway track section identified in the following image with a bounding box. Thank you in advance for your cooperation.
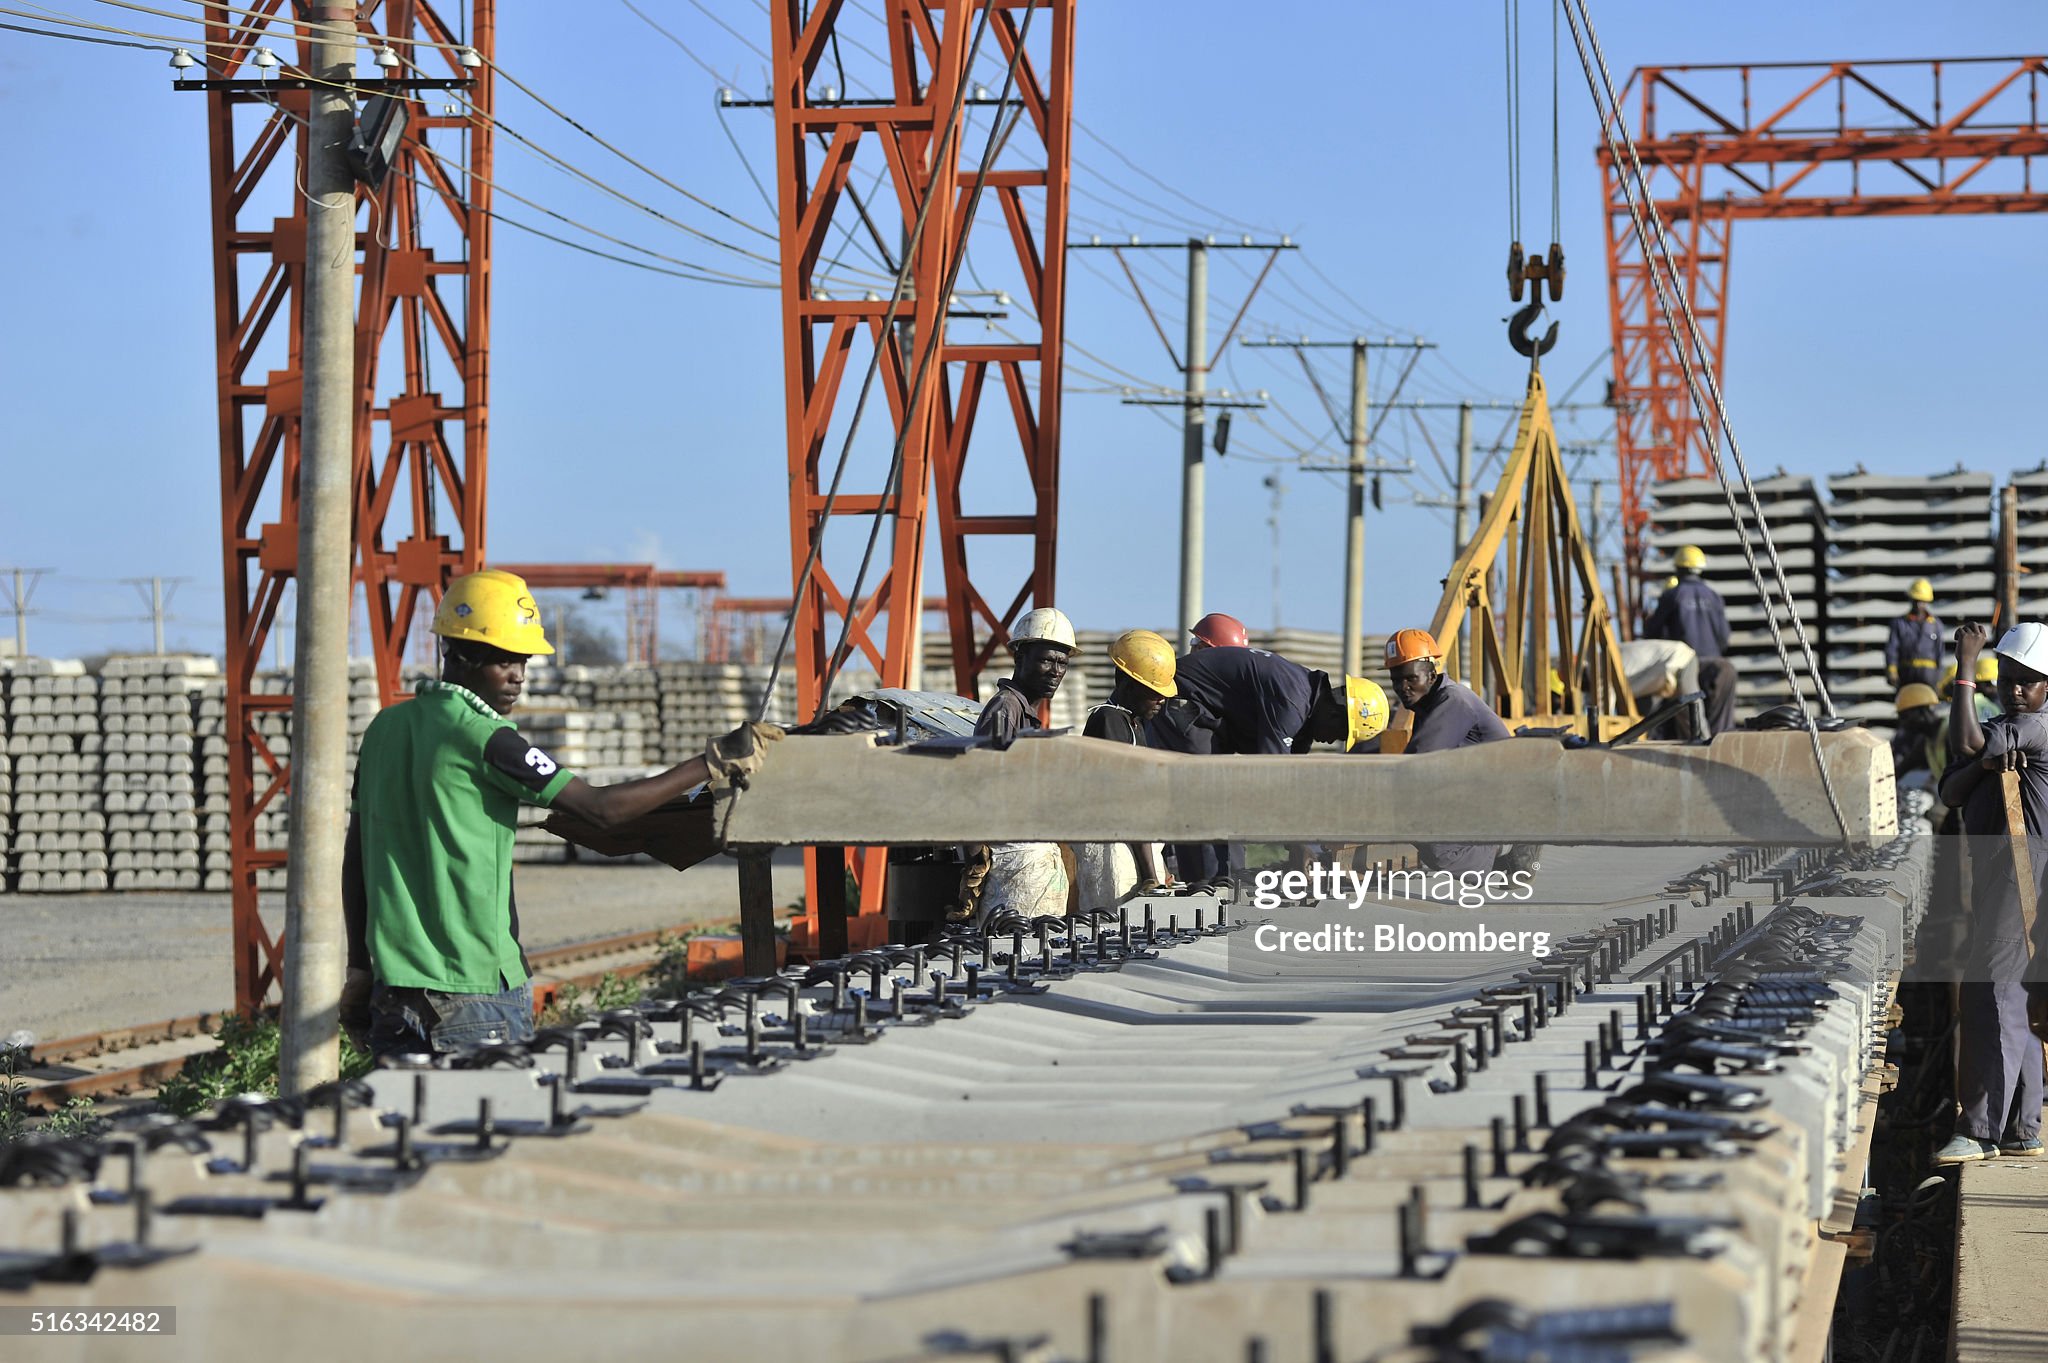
[11,923,720,1108]
[0,838,1926,1361]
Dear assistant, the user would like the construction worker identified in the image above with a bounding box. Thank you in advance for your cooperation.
[1644,545,1735,734]
[1892,682,1943,785]
[1886,578,1943,691]
[1076,630,1178,906]
[960,607,1079,924]
[1188,611,1249,651]
[1933,620,2048,1163]
[1170,641,1352,755]
[341,570,782,1058]
[975,607,1078,749]
[1385,628,1511,875]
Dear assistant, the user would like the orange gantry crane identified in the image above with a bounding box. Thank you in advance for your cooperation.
[768,0,1075,928]
[1604,55,2048,598]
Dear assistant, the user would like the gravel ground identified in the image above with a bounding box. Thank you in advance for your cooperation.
[0,852,806,1045]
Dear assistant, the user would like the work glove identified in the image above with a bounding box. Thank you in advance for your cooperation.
[704,722,786,790]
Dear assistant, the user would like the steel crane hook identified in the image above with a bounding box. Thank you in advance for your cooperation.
[1508,298,1558,359]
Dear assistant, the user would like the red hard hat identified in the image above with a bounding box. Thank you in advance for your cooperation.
[1189,612,1248,649]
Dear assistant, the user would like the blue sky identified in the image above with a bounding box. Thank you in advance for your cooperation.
[1,1,2043,662]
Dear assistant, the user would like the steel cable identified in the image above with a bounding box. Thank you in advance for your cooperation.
[1560,0,1849,845]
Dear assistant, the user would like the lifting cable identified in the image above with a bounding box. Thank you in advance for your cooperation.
[753,1,1002,722]
[1558,0,1851,845]
[810,0,1042,715]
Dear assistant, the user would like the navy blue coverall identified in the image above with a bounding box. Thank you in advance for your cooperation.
[1645,572,1736,733]
[1885,612,1945,690]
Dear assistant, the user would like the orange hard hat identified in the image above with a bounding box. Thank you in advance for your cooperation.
[1384,628,1441,669]
[1189,612,1249,649]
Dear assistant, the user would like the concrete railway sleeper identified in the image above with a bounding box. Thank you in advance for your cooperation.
[0,838,1933,1361]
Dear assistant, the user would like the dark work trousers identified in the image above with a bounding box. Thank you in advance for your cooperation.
[1699,657,1738,735]
[1956,850,2044,1144]
[1148,698,1231,882]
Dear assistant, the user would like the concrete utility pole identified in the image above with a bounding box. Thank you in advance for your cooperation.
[1242,337,1433,674]
[279,8,359,1098]
[3,569,47,660]
[1263,473,1285,630]
[123,577,188,655]
[1180,240,1208,633]
[1075,235,1292,636]
[1454,403,1473,663]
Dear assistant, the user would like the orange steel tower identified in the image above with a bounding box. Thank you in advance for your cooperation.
[201,2,492,1013]
[770,1,1073,922]
[1603,56,2048,596]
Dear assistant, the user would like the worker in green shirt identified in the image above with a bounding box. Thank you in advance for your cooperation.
[341,570,782,1058]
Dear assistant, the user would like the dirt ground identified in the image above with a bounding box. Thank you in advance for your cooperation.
[0,852,806,1045]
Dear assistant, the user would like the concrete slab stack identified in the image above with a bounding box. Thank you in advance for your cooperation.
[195,675,229,890]
[1649,474,1827,713]
[654,661,793,759]
[1827,469,1992,724]
[558,665,657,763]
[3,661,101,893]
[0,708,8,897]
[100,656,215,892]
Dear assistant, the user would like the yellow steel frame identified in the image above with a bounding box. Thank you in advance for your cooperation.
[1429,370,1638,740]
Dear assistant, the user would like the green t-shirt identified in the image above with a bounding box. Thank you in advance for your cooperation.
[352,681,575,992]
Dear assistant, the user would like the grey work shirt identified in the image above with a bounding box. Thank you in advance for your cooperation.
[975,679,1041,749]
[1961,712,2048,986]
[1405,675,1512,874]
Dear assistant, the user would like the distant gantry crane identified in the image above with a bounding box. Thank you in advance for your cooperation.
[1603,55,2048,599]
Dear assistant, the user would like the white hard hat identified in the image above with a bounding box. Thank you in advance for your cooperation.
[1009,607,1078,653]
[1995,622,2048,677]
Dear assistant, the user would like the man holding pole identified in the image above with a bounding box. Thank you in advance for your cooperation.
[1934,621,2048,1162]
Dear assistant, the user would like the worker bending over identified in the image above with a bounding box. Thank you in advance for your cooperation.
[960,608,1079,923]
[342,571,781,1058]
[1933,621,2048,1164]
[1886,578,1943,691]
[1385,628,1511,875]
[1188,612,1248,651]
[1644,545,1735,733]
[1145,611,1247,883]
[1075,630,1177,907]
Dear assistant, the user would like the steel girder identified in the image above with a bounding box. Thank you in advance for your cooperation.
[206,1,492,1014]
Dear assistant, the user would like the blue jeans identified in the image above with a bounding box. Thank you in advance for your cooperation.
[369,981,535,1059]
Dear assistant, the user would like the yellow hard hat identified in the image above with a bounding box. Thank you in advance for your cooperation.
[1108,629,1176,698]
[1894,683,1939,713]
[1908,577,1934,603]
[432,570,554,656]
[1674,545,1707,571]
[1548,667,1565,696]
[1664,575,1679,590]
[1977,654,1999,684]
[1344,675,1390,750]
